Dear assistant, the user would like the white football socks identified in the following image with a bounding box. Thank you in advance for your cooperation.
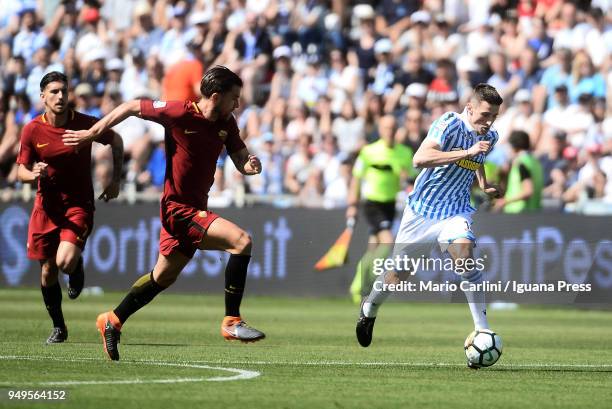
[362,272,392,318]
[461,269,489,330]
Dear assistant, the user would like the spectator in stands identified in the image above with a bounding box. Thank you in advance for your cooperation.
[428,58,458,105]
[369,38,396,97]
[81,49,108,98]
[2,56,28,102]
[499,14,526,61]
[120,48,148,101]
[327,48,362,115]
[323,156,352,208]
[348,5,378,79]
[359,91,384,142]
[129,1,164,59]
[295,53,328,109]
[158,2,190,67]
[542,84,571,137]
[230,12,273,105]
[488,51,518,101]
[564,93,596,148]
[429,14,465,62]
[12,5,48,66]
[139,141,166,192]
[144,54,164,99]
[526,17,553,60]
[563,142,607,204]
[251,132,284,195]
[61,47,81,89]
[26,45,64,110]
[540,130,568,200]
[285,133,314,194]
[494,130,544,213]
[567,51,606,104]
[396,10,432,56]
[396,108,427,152]
[73,83,101,119]
[161,38,204,102]
[514,47,543,93]
[499,89,542,148]
[375,0,418,42]
[266,46,293,111]
[294,0,327,49]
[298,168,325,208]
[584,7,607,69]
[286,100,317,142]
[537,46,572,111]
[202,9,228,65]
[332,99,365,155]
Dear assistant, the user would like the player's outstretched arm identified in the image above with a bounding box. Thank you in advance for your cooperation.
[413,139,490,168]
[229,148,262,175]
[99,132,124,202]
[63,100,142,147]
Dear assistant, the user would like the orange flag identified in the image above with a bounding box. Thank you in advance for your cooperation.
[314,218,355,271]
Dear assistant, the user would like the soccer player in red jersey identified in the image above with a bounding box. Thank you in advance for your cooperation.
[17,71,124,344]
[64,66,265,360]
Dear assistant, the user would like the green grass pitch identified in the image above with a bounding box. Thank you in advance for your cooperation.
[1,288,611,409]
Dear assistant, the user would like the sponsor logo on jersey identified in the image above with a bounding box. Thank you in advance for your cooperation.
[456,158,480,171]
[451,147,480,171]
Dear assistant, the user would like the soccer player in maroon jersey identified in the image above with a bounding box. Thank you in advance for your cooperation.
[17,71,124,344]
[64,66,265,360]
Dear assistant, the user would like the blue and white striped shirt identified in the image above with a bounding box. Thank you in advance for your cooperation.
[408,110,499,220]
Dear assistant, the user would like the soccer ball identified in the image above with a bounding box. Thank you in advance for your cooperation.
[464,329,503,368]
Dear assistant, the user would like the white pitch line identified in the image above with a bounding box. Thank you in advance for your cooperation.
[2,355,612,372]
[0,356,260,385]
[183,360,612,369]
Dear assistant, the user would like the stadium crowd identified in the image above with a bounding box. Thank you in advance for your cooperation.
[0,0,610,213]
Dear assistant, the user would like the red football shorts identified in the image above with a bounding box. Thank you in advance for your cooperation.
[159,201,219,258]
[27,206,93,260]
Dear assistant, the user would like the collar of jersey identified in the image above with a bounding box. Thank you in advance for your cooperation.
[41,110,75,124]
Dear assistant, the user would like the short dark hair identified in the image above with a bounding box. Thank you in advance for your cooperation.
[509,130,530,151]
[471,83,503,106]
[40,71,68,92]
[199,66,243,98]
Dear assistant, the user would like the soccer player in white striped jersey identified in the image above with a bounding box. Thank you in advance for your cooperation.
[356,84,503,349]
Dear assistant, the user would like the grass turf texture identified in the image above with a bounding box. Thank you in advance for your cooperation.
[0,288,611,409]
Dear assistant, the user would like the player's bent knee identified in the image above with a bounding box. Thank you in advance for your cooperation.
[56,256,77,274]
[232,231,252,255]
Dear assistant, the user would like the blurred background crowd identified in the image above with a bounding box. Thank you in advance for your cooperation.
[0,0,610,213]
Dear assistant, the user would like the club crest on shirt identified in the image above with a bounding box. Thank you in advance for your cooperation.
[153,101,166,109]
[218,130,227,141]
